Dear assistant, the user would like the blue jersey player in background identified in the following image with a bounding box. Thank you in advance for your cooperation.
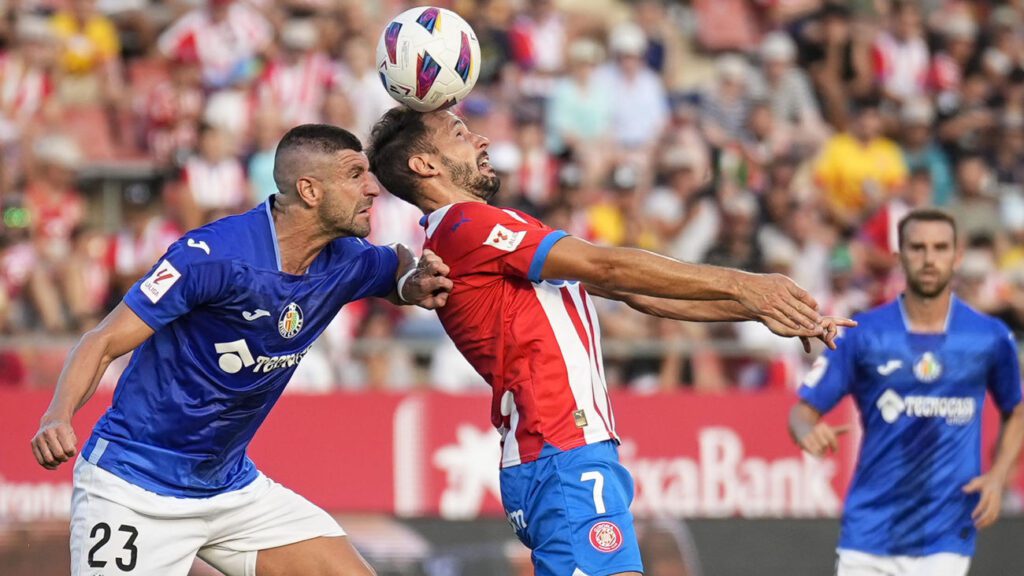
[790,208,1024,576]
[30,124,453,576]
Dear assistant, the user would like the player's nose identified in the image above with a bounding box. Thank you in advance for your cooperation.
[471,131,489,149]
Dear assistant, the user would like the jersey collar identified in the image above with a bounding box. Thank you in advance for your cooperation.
[897,293,956,334]
[421,204,455,240]
[264,195,284,272]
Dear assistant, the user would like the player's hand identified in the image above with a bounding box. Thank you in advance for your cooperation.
[740,273,822,335]
[962,473,1004,529]
[797,422,850,458]
[31,413,77,470]
[761,315,857,353]
[401,249,453,310]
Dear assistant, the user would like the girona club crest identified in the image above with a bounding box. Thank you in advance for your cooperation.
[589,521,623,553]
[278,302,304,339]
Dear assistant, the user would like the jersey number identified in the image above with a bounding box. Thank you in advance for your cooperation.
[87,523,138,571]
[580,471,606,514]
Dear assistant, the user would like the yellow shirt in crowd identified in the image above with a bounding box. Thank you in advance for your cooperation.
[814,134,907,215]
[50,13,120,74]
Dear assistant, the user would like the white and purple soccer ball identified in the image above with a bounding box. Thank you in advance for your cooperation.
[375,6,481,112]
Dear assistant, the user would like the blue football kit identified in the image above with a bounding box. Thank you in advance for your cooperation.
[81,197,398,497]
[799,296,1022,557]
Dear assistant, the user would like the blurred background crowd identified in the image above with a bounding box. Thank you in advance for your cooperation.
[2,0,1024,393]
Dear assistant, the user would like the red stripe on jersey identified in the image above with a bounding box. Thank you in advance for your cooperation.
[579,291,617,437]
[559,286,614,438]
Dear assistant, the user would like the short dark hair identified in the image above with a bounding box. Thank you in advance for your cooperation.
[273,124,362,194]
[366,107,437,205]
[897,208,958,248]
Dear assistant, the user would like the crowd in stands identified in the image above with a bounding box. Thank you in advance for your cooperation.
[2,0,1024,392]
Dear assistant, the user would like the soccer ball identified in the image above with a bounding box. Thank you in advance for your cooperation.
[376,6,481,112]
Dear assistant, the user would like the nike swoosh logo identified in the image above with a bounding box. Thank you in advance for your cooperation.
[242,309,271,321]
[877,360,903,376]
[187,238,210,255]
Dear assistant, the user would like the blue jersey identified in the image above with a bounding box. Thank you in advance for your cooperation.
[799,296,1022,557]
[82,198,398,497]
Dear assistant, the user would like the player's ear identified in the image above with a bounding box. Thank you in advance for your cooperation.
[295,176,321,207]
[408,153,439,178]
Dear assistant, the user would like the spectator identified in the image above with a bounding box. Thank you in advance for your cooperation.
[143,49,204,165]
[247,110,284,203]
[545,37,611,185]
[596,22,669,155]
[899,97,954,206]
[701,53,752,148]
[157,0,272,90]
[23,134,85,333]
[172,122,247,230]
[0,17,60,160]
[50,0,123,106]
[948,153,1001,243]
[751,31,827,149]
[108,184,181,296]
[814,95,907,229]
[645,146,719,264]
[333,35,397,143]
[254,19,333,127]
[871,0,929,103]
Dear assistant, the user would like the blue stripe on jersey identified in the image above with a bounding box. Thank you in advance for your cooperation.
[528,230,568,283]
[87,198,399,497]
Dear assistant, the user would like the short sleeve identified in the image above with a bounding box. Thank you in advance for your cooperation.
[435,204,568,282]
[123,239,228,332]
[988,324,1023,415]
[798,331,857,414]
[346,242,399,300]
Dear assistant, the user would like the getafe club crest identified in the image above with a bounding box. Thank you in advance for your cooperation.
[278,303,304,339]
[913,352,942,383]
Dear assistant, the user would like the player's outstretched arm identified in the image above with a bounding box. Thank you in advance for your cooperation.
[387,244,453,310]
[788,401,850,457]
[963,403,1024,529]
[31,303,154,470]
[541,237,822,334]
[585,285,856,352]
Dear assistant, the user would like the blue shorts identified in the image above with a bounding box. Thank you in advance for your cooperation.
[499,441,643,576]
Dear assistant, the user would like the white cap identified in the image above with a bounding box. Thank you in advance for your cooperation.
[34,134,83,169]
[943,14,977,39]
[900,98,934,124]
[568,38,605,65]
[609,22,647,56]
[716,53,748,82]
[662,146,698,172]
[281,19,318,50]
[760,32,796,63]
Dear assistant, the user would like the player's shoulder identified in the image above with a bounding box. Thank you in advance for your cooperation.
[849,300,901,330]
[170,205,266,267]
[952,297,1014,338]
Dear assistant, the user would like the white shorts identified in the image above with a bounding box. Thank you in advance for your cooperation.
[837,548,971,576]
[70,458,344,576]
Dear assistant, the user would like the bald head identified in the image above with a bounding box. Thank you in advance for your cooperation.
[273,124,363,196]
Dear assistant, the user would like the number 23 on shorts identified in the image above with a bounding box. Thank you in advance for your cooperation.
[86,523,139,571]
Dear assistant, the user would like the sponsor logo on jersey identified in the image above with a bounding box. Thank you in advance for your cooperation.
[186,238,210,255]
[242,309,270,321]
[589,521,623,552]
[913,352,942,382]
[483,224,525,252]
[139,260,181,304]
[876,388,974,425]
[877,359,903,376]
[215,338,312,374]
[278,303,303,338]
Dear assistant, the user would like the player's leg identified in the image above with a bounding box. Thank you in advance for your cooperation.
[835,549,897,576]
[198,473,371,576]
[501,441,644,576]
[910,553,970,576]
[71,459,207,575]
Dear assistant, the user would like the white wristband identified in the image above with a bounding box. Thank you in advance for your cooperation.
[396,265,418,304]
